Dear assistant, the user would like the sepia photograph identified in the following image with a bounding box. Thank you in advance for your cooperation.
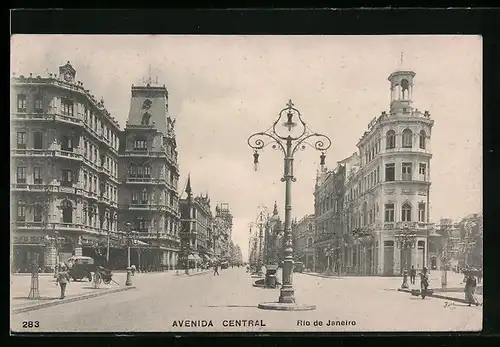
[10,34,482,333]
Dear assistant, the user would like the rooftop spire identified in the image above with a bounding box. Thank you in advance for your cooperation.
[273,201,278,216]
[185,174,192,197]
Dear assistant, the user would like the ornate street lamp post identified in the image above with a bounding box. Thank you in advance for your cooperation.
[247,222,253,266]
[248,100,331,311]
[395,225,417,289]
[124,222,137,268]
[255,206,268,276]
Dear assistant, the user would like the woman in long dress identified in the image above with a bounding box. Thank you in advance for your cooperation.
[464,275,478,306]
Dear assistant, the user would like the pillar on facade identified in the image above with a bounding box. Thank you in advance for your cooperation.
[164,251,169,269]
[44,244,57,269]
[411,245,418,270]
[378,239,384,275]
[393,247,401,276]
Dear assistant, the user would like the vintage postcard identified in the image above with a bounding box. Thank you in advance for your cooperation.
[10,35,482,333]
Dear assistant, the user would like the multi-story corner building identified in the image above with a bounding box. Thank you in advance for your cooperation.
[179,177,218,267]
[457,213,483,268]
[342,65,434,276]
[118,79,181,270]
[192,193,214,262]
[11,62,121,272]
[338,152,362,275]
[214,202,233,260]
[293,214,315,270]
[313,165,346,273]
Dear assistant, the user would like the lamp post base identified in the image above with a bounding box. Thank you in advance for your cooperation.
[278,285,296,304]
[258,302,316,311]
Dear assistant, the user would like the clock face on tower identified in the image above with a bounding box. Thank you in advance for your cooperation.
[64,72,72,82]
[142,99,152,110]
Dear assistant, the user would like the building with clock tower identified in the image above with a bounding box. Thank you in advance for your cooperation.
[117,78,181,270]
[11,61,121,272]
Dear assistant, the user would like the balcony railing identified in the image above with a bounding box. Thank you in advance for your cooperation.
[124,176,168,185]
[13,221,100,234]
[401,173,412,181]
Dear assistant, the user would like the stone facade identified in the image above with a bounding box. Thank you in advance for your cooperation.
[11,62,120,272]
[293,214,315,270]
[311,66,435,276]
[117,80,181,270]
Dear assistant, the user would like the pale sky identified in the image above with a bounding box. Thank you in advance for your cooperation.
[11,35,482,260]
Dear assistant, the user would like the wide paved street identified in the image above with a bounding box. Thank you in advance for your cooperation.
[11,267,481,332]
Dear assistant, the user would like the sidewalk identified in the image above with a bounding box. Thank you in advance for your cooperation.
[11,272,135,314]
[11,269,213,314]
[303,270,483,305]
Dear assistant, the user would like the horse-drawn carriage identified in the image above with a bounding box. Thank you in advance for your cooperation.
[93,265,114,285]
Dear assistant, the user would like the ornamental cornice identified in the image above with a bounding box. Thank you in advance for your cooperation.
[12,76,121,130]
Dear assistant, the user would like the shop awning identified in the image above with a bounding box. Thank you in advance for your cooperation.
[187,254,202,261]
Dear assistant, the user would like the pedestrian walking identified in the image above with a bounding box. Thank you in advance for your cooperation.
[420,266,430,299]
[410,265,417,285]
[464,275,479,306]
[56,265,70,299]
[213,263,220,276]
[130,264,136,276]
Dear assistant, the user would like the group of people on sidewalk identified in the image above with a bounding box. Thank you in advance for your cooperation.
[407,264,481,306]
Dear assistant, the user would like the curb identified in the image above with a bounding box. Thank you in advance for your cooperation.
[303,272,345,279]
[12,286,136,314]
[396,288,482,305]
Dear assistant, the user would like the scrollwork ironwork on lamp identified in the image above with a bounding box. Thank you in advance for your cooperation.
[247,99,331,310]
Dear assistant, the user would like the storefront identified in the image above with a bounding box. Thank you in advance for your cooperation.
[12,235,46,273]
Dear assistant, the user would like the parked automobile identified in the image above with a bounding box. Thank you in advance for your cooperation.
[294,262,304,273]
[67,256,95,282]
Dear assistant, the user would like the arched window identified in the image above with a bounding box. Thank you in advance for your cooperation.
[144,165,151,178]
[386,130,396,149]
[402,129,413,148]
[402,202,412,222]
[141,112,151,125]
[61,200,73,223]
[401,79,410,99]
[419,130,426,149]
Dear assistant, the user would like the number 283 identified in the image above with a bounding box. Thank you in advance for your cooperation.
[22,321,39,328]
